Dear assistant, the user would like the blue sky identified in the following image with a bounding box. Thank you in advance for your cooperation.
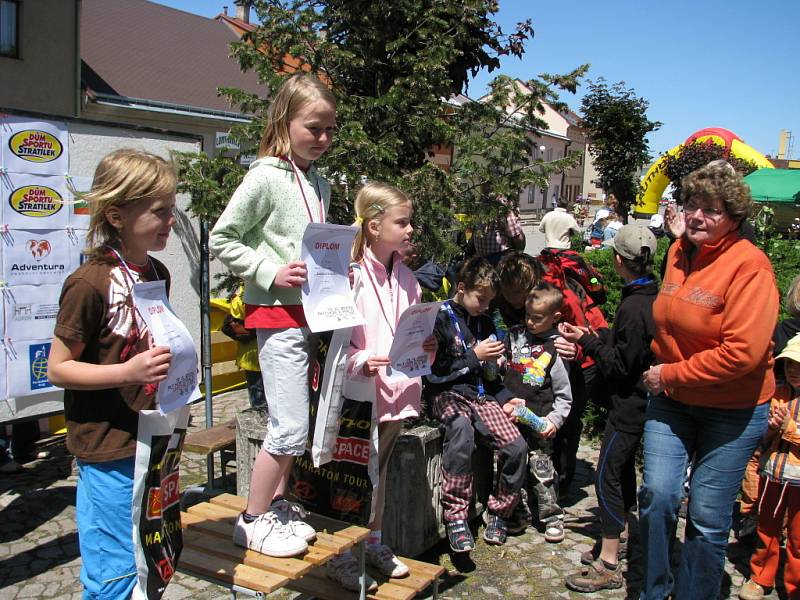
[155,0,799,159]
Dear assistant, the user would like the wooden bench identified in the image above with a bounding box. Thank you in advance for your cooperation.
[184,420,237,483]
[179,493,444,599]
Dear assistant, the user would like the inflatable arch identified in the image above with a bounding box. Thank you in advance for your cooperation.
[636,127,774,215]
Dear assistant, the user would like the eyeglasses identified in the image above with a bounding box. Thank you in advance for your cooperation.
[683,201,725,218]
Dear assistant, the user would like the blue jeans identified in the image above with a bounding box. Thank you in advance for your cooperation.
[638,395,768,600]
[77,457,137,599]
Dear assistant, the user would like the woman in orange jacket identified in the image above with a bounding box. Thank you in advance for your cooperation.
[640,161,780,600]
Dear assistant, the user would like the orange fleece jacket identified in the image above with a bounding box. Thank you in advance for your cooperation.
[652,231,778,409]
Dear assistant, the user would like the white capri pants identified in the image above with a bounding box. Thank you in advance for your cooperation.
[256,327,312,456]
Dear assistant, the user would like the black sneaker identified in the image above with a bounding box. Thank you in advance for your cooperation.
[446,520,475,553]
[482,513,508,545]
[506,498,532,535]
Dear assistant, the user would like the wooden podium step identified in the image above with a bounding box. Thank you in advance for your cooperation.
[178,495,443,599]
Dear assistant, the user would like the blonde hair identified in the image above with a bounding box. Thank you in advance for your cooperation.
[786,274,800,318]
[83,149,176,260]
[351,182,412,262]
[257,73,336,158]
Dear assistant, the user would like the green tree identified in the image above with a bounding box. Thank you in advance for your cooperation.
[178,0,587,273]
[580,78,661,220]
[661,141,758,203]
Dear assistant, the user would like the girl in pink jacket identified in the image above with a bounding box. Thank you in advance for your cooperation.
[325,182,436,590]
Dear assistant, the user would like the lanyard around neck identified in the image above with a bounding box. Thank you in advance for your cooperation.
[361,258,398,336]
[106,246,158,288]
[281,156,324,223]
[444,300,486,399]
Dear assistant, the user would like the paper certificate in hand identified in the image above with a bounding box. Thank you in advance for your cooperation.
[386,301,443,382]
[301,223,365,332]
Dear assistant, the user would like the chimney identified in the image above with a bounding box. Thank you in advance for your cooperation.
[235,0,250,23]
[222,6,228,16]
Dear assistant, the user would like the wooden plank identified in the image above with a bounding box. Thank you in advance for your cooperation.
[178,547,288,593]
[210,494,370,543]
[285,570,417,600]
[182,510,232,539]
[183,530,313,579]
[184,420,237,454]
[187,501,239,521]
[398,556,446,580]
[182,509,335,567]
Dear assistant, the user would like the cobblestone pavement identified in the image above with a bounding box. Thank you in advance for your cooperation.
[0,390,769,599]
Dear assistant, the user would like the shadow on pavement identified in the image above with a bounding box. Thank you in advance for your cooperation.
[0,531,79,588]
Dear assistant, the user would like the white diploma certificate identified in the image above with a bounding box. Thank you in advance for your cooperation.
[301,223,365,332]
[385,301,443,382]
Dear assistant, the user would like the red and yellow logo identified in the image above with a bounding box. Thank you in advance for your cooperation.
[10,185,63,218]
[9,130,63,163]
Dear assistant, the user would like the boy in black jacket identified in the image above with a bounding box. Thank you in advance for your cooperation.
[427,257,528,552]
[560,224,659,593]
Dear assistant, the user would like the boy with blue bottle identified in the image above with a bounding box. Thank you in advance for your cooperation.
[502,282,573,543]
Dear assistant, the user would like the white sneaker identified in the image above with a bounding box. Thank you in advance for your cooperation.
[326,553,378,593]
[232,512,308,557]
[270,498,316,542]
[365,543,409,578]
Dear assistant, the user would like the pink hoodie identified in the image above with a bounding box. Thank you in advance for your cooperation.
[344,247,422,422]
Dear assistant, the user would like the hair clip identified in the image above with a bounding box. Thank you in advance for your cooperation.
[370,203,385,214]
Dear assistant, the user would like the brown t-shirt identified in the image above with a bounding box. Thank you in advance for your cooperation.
[54,255,171,462]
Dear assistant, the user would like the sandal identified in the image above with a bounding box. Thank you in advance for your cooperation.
[565,559,623,593]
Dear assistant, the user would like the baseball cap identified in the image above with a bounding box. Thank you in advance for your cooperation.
[649,213,664,229]
[593,208,610,223]
[776,334,800,365]
[607,224,657,260]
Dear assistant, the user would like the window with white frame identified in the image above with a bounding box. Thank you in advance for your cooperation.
[1,0,19,58]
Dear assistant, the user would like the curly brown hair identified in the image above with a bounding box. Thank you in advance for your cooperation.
[681,160,752,222]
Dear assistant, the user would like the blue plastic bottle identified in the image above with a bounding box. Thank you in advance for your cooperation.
[512,405,548,433]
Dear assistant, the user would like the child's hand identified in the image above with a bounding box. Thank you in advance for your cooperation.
[474,338,504,361]
[502,397,524,417]
[554,336,578,361]
[126,346,172,384]
[273,260,307,288]
[362,355,390,377]
[422,335,438,354]
[539,418,557,439]
[768,404,789,430]
[557,322,589,343]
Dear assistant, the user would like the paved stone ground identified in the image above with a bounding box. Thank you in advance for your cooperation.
[0,390,777,599]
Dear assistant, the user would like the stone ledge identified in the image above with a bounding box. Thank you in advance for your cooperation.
[235,409,491,557]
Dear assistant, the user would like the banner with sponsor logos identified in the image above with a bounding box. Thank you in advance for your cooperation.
[4,284,61,341]
[3,228,79,286]
[1,116,69,176]
[1,172,70,230]
[0,115,77,404]
[6,339,55,398]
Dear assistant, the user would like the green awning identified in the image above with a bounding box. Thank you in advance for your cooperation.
[744,168,800,203]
